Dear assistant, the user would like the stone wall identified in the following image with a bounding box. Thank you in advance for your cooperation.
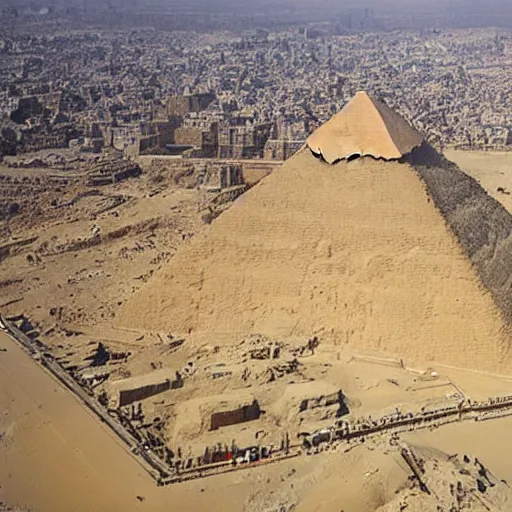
[167,93,216,117]
[118,380,171,407]
[264,139,304,160]
[210,399,261,430]
[174,127,203,147]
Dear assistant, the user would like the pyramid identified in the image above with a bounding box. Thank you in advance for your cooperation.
[306,91,424,163]
[119,93,512,373]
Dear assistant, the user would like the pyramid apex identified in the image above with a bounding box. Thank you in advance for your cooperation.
[306,92,424,164]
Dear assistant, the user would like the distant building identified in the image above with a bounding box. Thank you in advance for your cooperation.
[217,120,274,159]
[174,121,218,158]
[167,92,216,117]
[111,119,177,156]
[264,139,305,160]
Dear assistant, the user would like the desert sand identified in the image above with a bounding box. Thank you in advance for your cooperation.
[0,330,269,512]
[446,149,512,213]
[4,324,512,512]
[0,330,423,512]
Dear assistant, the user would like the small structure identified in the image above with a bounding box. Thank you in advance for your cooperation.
[86,159,142,186]
[169,392,261,443]
[249,342,280,360]
[210,398,261,430]
[299,389,340,412]
[79,368,110,388]
[272,382,348,423]
[106,368,182,408]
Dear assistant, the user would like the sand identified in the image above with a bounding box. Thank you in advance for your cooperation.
[0,330,252,512]
[2,327,418,512]
[445,149,512,213]
[119,148,509,372]
[404,418,512,484]
[294,448,409,512]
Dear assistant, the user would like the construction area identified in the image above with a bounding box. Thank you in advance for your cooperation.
[4,92,512,512]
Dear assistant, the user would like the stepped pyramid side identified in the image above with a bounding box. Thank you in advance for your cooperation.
[118,147,511,373]
[306,92,423,163]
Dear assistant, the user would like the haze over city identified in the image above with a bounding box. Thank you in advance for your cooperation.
[3,0,512,31]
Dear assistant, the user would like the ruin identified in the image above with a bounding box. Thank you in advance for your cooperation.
[86,159,142,187]
[106,368,183,408]
[210,398,261,431]
[170,392,261,443]
[272,382,347,423]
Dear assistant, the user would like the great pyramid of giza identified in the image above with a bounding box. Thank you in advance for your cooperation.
[119,92,512,373]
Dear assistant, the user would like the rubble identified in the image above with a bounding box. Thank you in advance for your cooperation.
[86,159,142,186]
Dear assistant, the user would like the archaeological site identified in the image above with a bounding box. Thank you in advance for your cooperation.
[4,10,512,510]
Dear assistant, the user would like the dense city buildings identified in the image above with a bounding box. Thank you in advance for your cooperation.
[1,25,512,160]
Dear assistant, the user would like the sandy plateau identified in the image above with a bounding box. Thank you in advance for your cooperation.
[446,149,512,212]
[3,141,512,511]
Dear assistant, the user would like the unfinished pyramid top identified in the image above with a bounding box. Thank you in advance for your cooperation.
[306,91,424,163]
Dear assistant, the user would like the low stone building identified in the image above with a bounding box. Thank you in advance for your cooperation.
[169,392,261,443]
[174,121,218,157]
[106,368,183,408]
[271,382,348,424]
[167,92,216,117]
[210,398,261,430]
[217,121,274,159]
[111,119,177,157]
[86,159,142,186]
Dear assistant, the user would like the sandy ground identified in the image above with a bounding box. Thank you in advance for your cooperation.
[405,418,512,481]
[0,330,255,512]
[445,149,512,213]
[0,175,202,329]
[3,329,393,512]
[1,327,414,512]
[4,325,512,512]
